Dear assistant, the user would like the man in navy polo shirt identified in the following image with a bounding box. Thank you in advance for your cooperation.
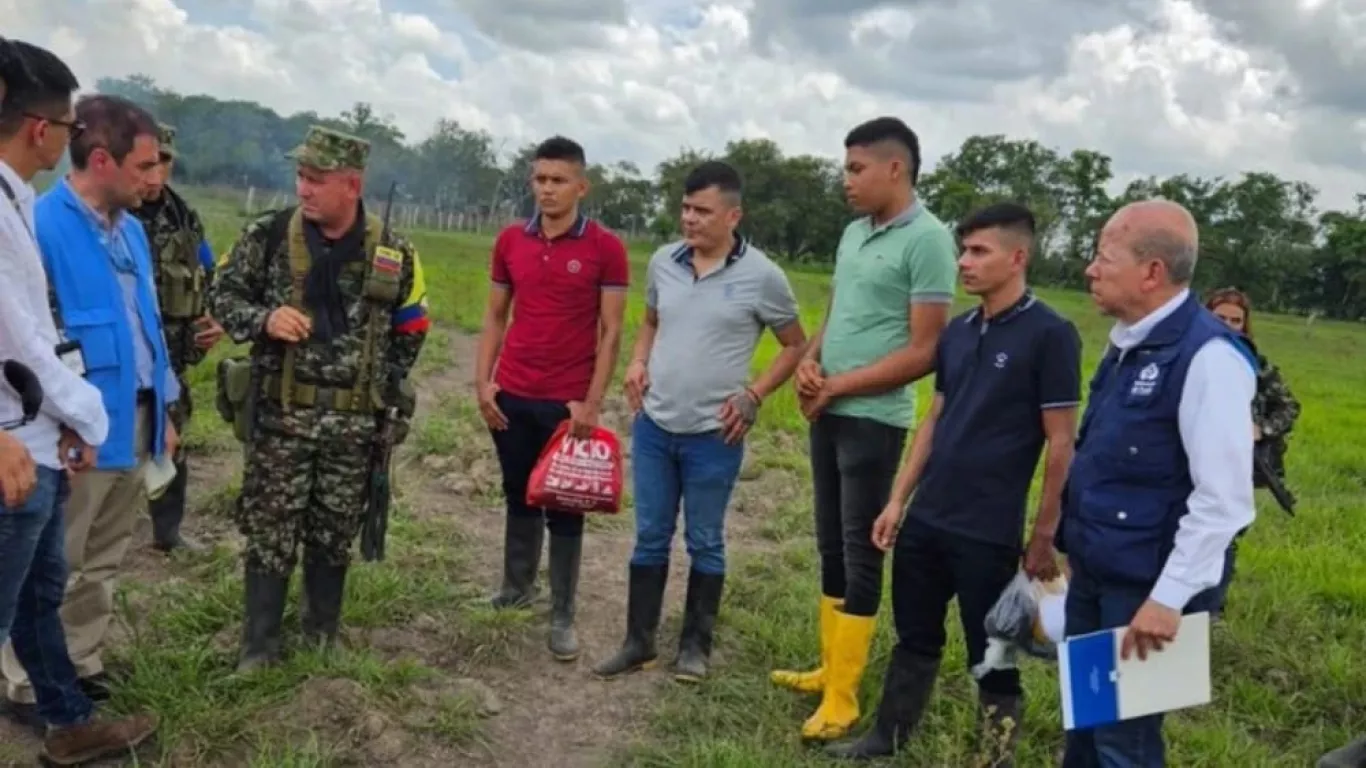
[1059,199,1256,768]
[826,202,1081,765]
[474,135,630,662]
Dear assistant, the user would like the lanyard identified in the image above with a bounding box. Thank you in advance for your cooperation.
[0,173,67,335]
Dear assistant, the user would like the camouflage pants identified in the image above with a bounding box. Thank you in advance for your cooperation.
[236,428,371,576]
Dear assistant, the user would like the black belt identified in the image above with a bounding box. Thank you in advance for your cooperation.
[136,388,155,405]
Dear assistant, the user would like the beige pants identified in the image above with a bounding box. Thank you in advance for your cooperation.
[1,404,151,704]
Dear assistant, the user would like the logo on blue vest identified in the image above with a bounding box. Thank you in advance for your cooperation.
[1130,362,1161,397]
[995,352,1008,369]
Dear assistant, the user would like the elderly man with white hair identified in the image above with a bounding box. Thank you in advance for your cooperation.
[1056,200,1258,768]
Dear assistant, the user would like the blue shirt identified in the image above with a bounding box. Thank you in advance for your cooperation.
[907,291,1082,549]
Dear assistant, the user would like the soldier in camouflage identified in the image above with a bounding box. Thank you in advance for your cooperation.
[1205,287,1301,615]
[132,122,223,553]
[207,125,429,672]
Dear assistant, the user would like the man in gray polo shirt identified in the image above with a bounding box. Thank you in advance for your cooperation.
[594,161,806,683]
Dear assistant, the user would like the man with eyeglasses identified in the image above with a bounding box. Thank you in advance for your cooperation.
[0,37,158,765]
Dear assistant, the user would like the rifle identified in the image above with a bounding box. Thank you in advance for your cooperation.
[1254,442,1296,516]
[361,181,401,563]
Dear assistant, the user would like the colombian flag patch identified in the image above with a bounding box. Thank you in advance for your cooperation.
[374,246,403,274]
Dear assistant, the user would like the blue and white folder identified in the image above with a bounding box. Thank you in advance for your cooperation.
[1058,611,1211,731]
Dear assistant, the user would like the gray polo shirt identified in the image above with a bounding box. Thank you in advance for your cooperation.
[643,236,800,435]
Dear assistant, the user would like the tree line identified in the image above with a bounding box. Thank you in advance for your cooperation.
[98,75,1366,320]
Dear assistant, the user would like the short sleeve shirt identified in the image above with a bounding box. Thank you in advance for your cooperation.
[491,215,630,402]
[908,293,1083,548]
[820,202,959,429]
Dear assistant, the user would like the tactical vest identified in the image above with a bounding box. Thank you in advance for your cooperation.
[262,207,402,412]
[154,226,207,322]
[1057,294,1256,586]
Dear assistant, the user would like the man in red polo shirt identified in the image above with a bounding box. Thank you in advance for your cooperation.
[474,135,630,662]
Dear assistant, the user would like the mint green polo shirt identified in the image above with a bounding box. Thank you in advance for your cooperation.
[820,201,958,429]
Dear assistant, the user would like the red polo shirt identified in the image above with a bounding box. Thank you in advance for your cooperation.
[491,214,630,402]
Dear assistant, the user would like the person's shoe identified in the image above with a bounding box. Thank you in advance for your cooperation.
[547,533,582,662]
[79,672,112,703]
[673,569,724,683]
[800,610,877,742]
[300,557,348,650]
[976,690,1023,768]
[490,516,544,609]
[41,712,158,766]
[153,532,208,554]
[593,564,668,678]
[770,594,842,694]
[825,649,939,760]
[236,562,290,673]
[0,697,44,737]
[1317,734,1366,768]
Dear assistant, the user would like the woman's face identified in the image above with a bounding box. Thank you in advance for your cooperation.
[1211,301,1247,333]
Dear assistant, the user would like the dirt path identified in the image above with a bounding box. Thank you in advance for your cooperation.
[0,327,806,767]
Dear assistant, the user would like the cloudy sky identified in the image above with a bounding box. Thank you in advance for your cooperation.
[6,0,1365,210]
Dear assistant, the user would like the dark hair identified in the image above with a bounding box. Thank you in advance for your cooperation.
[0,37,80,140]
[683,160,742,202]
[956,201,1036,241]
[533,135,586,166]
[68,94,159,170]
[844,116,922,184]
[1204,287,1254,338]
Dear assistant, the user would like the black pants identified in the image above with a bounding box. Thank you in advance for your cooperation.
[490,392,584,538]
[893,517,1022,696]
[148,375,191,546]
[810,412,907,617]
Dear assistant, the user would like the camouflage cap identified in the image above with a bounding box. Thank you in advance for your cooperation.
[157,122,177,159]
[286,125,370,172]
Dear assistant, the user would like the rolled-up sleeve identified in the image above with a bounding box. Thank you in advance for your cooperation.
[1150,338,1257,610]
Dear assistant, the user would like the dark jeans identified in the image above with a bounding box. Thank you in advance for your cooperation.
[490,392,584,538]
[1061,560,1221,768]
[0,466,94,727]
[629,412,745,575]
[810,412,908,617]
[892,517,1023,695]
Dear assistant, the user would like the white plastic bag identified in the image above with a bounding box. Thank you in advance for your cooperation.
[971,570,1069,680]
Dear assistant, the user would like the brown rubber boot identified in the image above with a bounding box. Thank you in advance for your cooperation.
[42,712,158,766]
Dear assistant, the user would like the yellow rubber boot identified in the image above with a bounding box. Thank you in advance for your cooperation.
[800,611,877,742]
[770,595,842,694]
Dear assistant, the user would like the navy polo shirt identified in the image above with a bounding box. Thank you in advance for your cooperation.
[906,291,1083,550]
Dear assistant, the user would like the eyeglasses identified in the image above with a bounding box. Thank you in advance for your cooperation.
[23,112,86,140]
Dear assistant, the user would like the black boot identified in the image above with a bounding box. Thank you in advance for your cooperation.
[300,556,348,649]
[149,454,205,553]
[491,516,544,609]
[977,690,1022,768]
[825,648,939,760]
[594,564,668,678]
[674,569,724,683]
[236,562,290,673]
[547,533,582,661]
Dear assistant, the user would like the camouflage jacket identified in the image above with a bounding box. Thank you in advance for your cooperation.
[132,184,209,372]
[1253,354,1300,440]
[206,205,429,441]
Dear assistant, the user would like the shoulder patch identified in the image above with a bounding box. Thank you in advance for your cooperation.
[373,245,403,274]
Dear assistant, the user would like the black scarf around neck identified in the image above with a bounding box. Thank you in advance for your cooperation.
[302,203,366,343]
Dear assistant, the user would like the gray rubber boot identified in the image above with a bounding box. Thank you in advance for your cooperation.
[490,516,544,609]
[547,533,582,661]
[673,569,724,683]
[1318,735,1366,768]
[300,555,348,649]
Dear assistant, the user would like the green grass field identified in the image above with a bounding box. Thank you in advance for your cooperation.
[54,194,1364,767]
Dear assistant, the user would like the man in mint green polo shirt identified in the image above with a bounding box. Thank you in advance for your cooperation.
[770,116,958,743]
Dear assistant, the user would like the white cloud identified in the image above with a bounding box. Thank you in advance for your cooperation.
[3,0,1362,210]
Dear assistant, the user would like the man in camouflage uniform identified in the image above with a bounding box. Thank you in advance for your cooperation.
[207,126,429,671]
[132,122,223,553]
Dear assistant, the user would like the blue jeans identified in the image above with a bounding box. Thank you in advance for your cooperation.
[630,413,744,576]
[0,466,94,727]
[1061,560,1220,768]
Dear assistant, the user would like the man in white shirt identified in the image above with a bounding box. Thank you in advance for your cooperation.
[0,35,157,765]
[1057,199,1256,767]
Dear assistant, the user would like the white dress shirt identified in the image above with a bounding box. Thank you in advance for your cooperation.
[1106,288,1257,610]
[0,159,109,470]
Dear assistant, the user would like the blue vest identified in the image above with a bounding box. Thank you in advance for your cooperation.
[35,181,173,470]
[1059,294,1255,586]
